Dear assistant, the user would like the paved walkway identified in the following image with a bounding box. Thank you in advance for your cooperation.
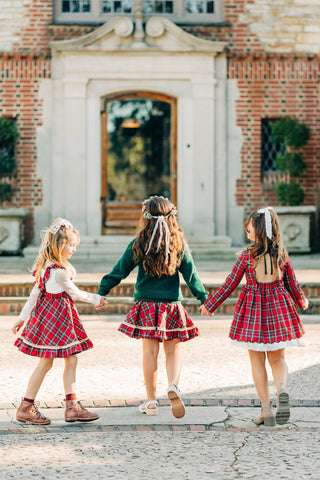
[0,253,320,479]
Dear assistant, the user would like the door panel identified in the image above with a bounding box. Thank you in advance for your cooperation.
[101,92,177,234]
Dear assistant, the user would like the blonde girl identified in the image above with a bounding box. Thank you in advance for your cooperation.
[97,196,208,418]
[200,207,308,426]
[12,218,106,425]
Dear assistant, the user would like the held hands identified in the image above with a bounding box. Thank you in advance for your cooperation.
[302,298,309,310]
[12,319,24,334]
[95,296,108,310]
[199,305,214,317]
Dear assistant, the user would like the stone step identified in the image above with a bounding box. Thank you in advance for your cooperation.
[1,295,320,315]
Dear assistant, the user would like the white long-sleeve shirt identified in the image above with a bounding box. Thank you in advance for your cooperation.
[19,267,101,322]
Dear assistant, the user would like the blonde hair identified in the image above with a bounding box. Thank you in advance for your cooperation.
[132,196,185,278]
[32,218,80,284]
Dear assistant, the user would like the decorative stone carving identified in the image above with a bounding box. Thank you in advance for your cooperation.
[0,226,9,244]
[0,208,29,254]
[275,206,316,253]
[146,17,166,38]
[283,223,301,242]
[114,17,134,38]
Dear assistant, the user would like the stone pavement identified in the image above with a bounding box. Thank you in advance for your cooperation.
[0,315,320,479]
[0,253,320,479]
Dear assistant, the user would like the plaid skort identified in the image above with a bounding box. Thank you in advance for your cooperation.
[118,301,199,342]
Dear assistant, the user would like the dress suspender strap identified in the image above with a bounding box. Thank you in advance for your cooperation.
[264,252,273,275]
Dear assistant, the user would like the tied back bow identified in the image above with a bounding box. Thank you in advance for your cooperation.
[49,219,73,235]
[257,207,273,239]
[145,215,171,264]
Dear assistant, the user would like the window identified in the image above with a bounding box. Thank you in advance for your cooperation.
[54,0,224,24]
[261,119,286,176]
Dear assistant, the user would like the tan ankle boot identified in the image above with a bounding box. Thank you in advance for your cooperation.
[254,401,275,427]
[276,387,290,425]
[16,400,51,425]
[65,400,99,422]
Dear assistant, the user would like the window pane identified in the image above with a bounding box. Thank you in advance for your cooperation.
[144,0,173,14]
[185,0,215,13]
[261,119,286,174]
[106,98,172,202]
[62,0,70,12]
[102,0,132,13]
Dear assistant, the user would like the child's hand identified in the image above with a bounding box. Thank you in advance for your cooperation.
[12,319,24,334]
[95,297,108,309]
[302,298,309,310]
[199,305,213,317]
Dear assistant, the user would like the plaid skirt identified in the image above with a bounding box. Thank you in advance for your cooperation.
[118,301,199,342]
[229,281,305,351]
[14,291,93,358]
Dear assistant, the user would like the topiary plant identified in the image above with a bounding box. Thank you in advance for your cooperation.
[0,117,18,206]
[270,116,310,206]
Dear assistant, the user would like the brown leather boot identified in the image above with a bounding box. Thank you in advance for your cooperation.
[16,400,51,425]
[254,401,275,427]
[65,400,99,422]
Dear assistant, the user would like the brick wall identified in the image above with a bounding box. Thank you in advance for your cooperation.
[0,54,51,243]
[228,53,320,213]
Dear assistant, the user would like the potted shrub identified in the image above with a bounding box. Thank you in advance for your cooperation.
[0,117,28,254]
[270,116,316,253]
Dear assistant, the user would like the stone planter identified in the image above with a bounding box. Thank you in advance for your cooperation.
[0,208,29,254]
[275,206,316,253]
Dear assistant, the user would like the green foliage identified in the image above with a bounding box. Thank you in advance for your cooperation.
[269,116,310,206]
[274,152,306,177]
[270,116,310,149]
[276,181,305,206]
[0,183,13,204]
[0,117,18,205]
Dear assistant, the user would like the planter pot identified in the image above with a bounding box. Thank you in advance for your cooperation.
[275,206,316,253]
[0,208,29,254]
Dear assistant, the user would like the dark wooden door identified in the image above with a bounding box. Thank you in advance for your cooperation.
[101,92,177,234]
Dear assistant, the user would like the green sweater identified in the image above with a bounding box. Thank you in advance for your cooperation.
[97,240,208,304]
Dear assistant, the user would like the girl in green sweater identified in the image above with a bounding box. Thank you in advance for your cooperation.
[97,196,208,418]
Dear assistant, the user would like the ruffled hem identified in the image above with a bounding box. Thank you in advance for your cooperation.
[14,338,93,358]
[118,322,199,342]
[230,338,302,351]
[118,300,199,342]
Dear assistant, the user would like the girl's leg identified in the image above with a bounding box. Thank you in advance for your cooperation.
[248,350,275,426]
[25,358,54,399]
[248,350,270,403]
[142,339,160,406]
[267,349,290,425]
[163,339,185,418]
[17,358,54,425]
[63,354,99,422]
[266,349,288,391]
[63,354,78,396]
[163,338,181,386]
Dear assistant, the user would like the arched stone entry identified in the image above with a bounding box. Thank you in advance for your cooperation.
[34,16,238,255]
[101,91,177,234]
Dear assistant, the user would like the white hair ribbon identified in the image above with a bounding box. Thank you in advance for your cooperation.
[257,207,273,239]
[145,215,171,264]
[49,219,73,235]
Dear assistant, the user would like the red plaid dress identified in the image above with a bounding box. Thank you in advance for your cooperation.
[204,250,306,351]
[14,265,93,358]
[119,301,199,342]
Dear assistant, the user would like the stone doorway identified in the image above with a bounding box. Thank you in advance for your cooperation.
[101,91,177,234]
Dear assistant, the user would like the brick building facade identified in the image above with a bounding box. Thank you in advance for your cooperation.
[0,0,319,249]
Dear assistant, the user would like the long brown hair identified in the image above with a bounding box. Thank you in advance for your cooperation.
[132,196,185,278]
[244,208,288,269]
[32,218,80,284]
